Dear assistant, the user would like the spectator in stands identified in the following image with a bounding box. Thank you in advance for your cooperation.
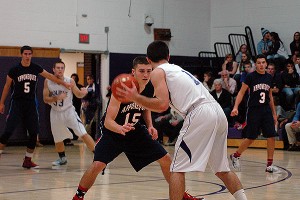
[235,44,249,64]
[219,70,237,95]
[257,27,272,56]
[222,54,238,77]
[285,102,300,151]
[240,61,253,83]
[294,54,300,76]
[202,71,215,92]
[290,32,300,63]
[210,79,233,126]
[154,108,183,146]
[281,61,300,110]
[266,63,283,104]
[267,32,289,71]
[234,53,255,90]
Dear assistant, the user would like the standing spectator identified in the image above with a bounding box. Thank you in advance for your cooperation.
[257,27,272,56]
[82,74,101,139]
[285,102,300,151]
[43,61,95,166]
[0,45,70,168]
[202,71,215,92]
[211,79,233,126]
[219,70,237,95]
[222,54,238,77]
[230,54,278,173]
[290,32,300,63]
[281,61,300,110]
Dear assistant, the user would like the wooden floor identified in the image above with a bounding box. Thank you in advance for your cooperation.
[0,141,299,200]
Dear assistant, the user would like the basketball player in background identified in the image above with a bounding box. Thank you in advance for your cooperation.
[72,56,201,200]
[230,54,278,173]
[0,45,71,169]
[43,61,95,166]
[119,41,247,200]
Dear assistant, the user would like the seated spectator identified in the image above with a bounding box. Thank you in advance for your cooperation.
[267,32,289,71]
[257,27,272,56]
[290,32,300,63]
[266,63,283,104]
[210,79,233,126]
[235,44,249,64]
[281,61,300,110]
[218,70,237,95]
[240,61,253,83]
[222,54,238,77]
[294,54,300,76]
[154,108,183,146]
[202,71,215,92]
[285,102,300,151]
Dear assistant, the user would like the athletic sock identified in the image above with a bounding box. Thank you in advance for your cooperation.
[233,151,241,158]
[233,189,247,200]
[58,151,66,158]
[74,185,88,198]
[25,152,33,158]
[267,159,273,167]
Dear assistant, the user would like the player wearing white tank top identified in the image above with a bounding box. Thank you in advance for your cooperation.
[119,41,247,200]
[43,61,95,166]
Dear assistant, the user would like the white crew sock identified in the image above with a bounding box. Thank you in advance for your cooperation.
[233,189,247,200]
[25,152,33,158]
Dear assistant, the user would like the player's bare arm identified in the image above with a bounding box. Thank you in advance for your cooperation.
[142,109,158,140]
[71,79,88,98]
[104,95,135,136]
[231,82,249,116]
[0,75,13,114]
[119,68,170,113]
[40,70,72,89]
[43,79,67,104]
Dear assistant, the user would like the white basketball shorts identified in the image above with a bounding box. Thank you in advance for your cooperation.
[170,102,230,173]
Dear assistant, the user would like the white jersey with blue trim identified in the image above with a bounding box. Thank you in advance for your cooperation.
[157,63,216,118]
[47,77,73,111]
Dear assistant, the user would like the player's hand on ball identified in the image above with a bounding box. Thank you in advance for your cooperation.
[117,81,139,102]
[119,123,135,135]
[231,108,238,116]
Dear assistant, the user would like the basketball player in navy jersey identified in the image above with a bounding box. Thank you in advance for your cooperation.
[119,41,247,200]
[230,54,278,173]
[0,45,71,169]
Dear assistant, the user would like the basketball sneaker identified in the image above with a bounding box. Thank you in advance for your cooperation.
[52,157,67,166]
[183,192,205,200]
[265,165,280,173]
[230,154,241,170]
[22,157,39,169]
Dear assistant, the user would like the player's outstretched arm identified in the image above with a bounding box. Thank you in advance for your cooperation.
[231,83,248,116]
[71,79,88,98]
[104,95,134,135]
[0,75,13,114]
[40,70,72,89]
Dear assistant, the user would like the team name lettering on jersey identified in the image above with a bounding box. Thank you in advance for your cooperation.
[17,74,37,82]
[121,103,145,113]
[51,90,68,96]
[253,83,270,92]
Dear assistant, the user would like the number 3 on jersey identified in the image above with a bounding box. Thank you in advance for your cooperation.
[124,113,141,125]
[24,82,30,93]
[259,92,265,103]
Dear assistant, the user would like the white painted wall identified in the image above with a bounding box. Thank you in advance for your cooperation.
[0,0,210,57]
[60,53,84,77]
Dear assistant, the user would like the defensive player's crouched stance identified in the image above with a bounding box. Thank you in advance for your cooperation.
[72,56,204,200]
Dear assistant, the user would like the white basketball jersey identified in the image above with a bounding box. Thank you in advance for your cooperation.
[157,63,216,118]
[47,77,73,111]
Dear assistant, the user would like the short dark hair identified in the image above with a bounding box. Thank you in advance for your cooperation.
[71,73,79,83]
[254,54,267,63]
[132,56,149,69]
[53,61,65,68]
[20,45,33,54]
[147,41,169,62]
[87,74,94,80]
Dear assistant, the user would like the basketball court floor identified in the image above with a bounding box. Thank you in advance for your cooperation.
[0,141,299,200]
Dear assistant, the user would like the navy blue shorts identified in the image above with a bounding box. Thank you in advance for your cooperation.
[243,105,276,139]
[94,123,167,172]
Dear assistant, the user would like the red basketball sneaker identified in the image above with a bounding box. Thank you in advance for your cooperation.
[183,191,205,200]
[22,156,39,169]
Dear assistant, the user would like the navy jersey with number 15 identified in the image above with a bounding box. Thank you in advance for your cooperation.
[244,71,272,107]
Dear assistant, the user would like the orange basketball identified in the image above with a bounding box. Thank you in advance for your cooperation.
[111,73,139,103]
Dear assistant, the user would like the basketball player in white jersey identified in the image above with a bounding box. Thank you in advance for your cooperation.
[43,61,95,166]
[118,41,247,200]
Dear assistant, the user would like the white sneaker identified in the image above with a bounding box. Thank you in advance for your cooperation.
[230,154,241,170]
[52,157,67,166]
[265,165,280,173]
